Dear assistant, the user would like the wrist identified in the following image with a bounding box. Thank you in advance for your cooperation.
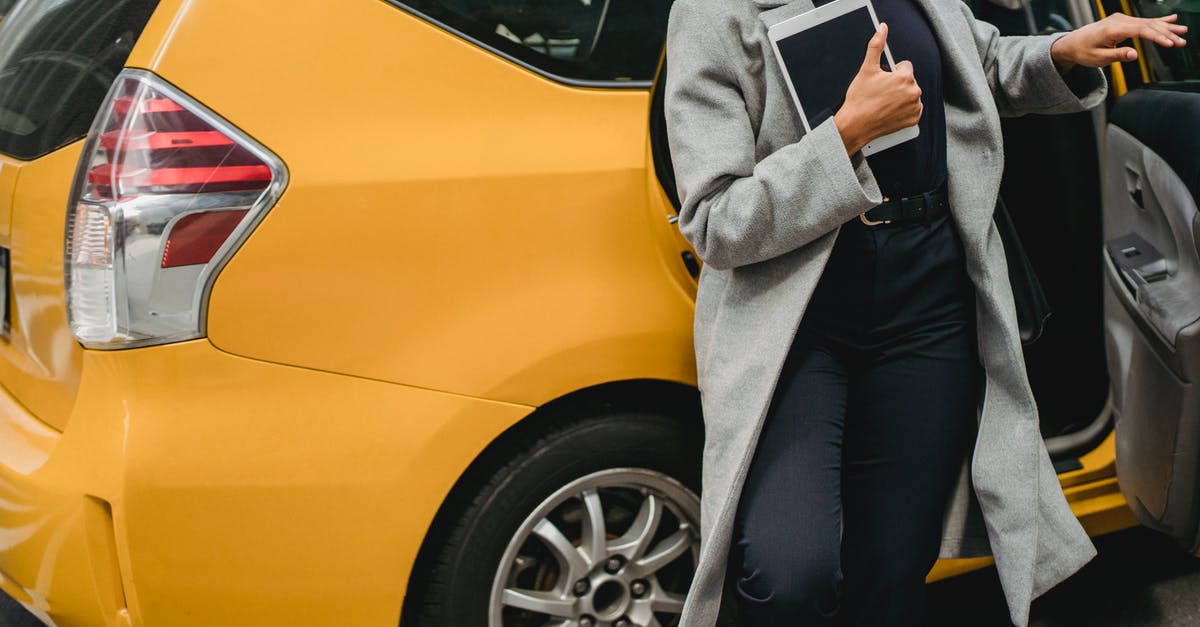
[834,108,867,156]
[1051,34,1077,73]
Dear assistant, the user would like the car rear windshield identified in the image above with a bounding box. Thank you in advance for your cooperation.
[0,0,160,161]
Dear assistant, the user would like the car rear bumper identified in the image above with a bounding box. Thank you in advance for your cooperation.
[0,374,123,627]
[0,340,530,627]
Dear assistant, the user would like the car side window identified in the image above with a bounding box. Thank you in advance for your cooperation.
[969,0,1157,91]
[0,0,161,161]
[387,0,673,85]
[967,0,1078,36]
[1131,0,1200,82]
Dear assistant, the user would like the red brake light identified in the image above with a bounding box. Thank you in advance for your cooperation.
[111,96,183,115]
[66,70,287,348]
[85,92,273,202]
[161,211,249,268]
[87,163,272,191]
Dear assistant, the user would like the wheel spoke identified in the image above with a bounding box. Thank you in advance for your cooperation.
[634,526,693,575]
[533,518,589,581]
[490,469,701,627]
[580,489,606,567]
[609,493,663,560]
[501,587,576,618]
[650,585,687,614]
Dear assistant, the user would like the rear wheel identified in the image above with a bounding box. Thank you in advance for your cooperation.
[408,411,702,627]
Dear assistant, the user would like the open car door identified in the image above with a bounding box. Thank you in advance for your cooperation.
[1103,85,1200,551]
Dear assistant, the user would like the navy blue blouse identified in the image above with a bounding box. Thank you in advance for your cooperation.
[818,0,949,199]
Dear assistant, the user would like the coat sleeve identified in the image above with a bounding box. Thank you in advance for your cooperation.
[959,3,1108,117]
[662,0,883,271]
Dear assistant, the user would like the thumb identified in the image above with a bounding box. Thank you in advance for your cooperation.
[1097,45,1138,64]
[862,23,887,71]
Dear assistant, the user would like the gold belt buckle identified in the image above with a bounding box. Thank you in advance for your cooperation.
[860,197,891,226]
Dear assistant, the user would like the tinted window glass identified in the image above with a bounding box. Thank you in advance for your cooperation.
[971,0,1154,90]
[1134,0,1200,82]
[968,0,1077,36]
[390,0,672,84]
[0,0,160,160]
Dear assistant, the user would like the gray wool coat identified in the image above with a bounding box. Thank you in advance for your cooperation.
[662,0,1109,625]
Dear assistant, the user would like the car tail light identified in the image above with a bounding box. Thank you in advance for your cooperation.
[65,70,286,348]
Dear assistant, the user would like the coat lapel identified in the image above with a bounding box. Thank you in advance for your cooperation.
[908,0,1005,253]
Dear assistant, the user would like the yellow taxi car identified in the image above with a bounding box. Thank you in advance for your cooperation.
[0,0,1196,625]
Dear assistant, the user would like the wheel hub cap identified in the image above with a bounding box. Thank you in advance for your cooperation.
[489,468,701,627]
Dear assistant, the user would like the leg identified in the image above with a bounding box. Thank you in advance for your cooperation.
[838,321,980,627]
[731,341,849,626]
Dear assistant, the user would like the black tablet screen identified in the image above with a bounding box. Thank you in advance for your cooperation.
[775,8,877,127]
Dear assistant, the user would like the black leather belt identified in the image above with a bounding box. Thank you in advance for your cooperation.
[859,183,950,227]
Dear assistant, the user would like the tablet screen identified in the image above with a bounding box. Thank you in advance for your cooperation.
[774,7,877,127]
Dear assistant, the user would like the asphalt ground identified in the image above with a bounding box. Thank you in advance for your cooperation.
[3,526,1199,626]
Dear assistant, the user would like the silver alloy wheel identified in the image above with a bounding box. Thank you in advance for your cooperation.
[489,467,701,627]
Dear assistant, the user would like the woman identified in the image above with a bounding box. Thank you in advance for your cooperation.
[662,0,1186,624]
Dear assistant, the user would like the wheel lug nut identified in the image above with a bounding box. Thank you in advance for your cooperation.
[579,615,596,627]
[573,579,590,596]
[614,617,632,627]
[604,556,624,574]
[630,579,649,598]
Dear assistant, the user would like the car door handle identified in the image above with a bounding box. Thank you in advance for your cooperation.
[1125,167,1145,209]
[680,250,700,278]
[1129,188,1144,209]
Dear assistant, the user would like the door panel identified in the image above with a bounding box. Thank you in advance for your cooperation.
[1104,89,1200,550]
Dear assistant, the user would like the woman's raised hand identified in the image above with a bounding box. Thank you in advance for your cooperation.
[1050,12,1188,71]
[833,23,923,156]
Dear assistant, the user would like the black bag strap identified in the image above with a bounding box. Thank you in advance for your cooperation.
[994,196,1052,346]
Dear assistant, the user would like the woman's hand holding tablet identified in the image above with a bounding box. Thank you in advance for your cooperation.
[766,0,920,155]
[833,23,924,156]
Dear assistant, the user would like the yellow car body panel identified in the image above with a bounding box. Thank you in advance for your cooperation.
[2,145,84,432]
[0,340,532,626]
[0,0,1141,625]
[131,0,698,405]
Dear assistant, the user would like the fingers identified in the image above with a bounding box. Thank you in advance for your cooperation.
[1159,14,1188,32]
[1149,13,1187,45]
[1142,27,1178,47]
[893,59,921,121]
[1107,13,1188,47]
[910,100,924,126]
[1142,22,1187,46]
[862,22,887,71]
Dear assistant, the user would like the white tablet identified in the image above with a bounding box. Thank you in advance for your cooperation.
[767,0,919,156]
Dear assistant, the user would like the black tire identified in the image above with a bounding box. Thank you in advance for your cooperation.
[407,410,703,627]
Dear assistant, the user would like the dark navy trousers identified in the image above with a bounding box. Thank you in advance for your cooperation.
[730,208,981,626]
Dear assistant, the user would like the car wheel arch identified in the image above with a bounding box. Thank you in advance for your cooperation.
[399,378,703,625]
